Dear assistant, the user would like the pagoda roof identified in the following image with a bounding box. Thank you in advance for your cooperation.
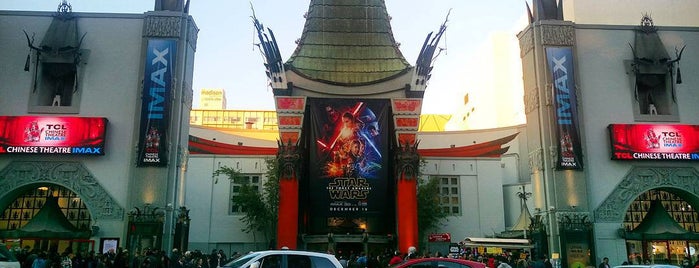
[285,0,411,86]
[189,132,517,158]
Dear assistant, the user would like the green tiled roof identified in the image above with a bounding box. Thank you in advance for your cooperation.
[286,0,411,86]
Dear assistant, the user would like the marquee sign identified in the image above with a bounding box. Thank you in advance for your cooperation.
[609,124,699,160]
[0,116,107,155]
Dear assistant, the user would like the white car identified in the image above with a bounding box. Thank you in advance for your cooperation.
[0,244,20,268]
[223,249,343,268]
[613,265,681,268]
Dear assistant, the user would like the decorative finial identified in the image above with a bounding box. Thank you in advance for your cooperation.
[57,0,72,14]
[639,14,657,34]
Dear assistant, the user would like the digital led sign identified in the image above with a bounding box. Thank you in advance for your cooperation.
[0,116,107,155]
[609,124,699,160]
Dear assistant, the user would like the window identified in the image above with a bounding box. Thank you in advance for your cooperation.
[27,51,89,114]
[259,254,281,268]
[26,10,88,114]
[626,15,681,122]
[435,176,461,216]
[228,174,261,214]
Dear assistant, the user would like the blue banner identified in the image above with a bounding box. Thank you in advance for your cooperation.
[546,47,583,170]
[137,39,177,166]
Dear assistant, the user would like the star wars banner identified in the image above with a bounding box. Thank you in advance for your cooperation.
[137,39,177,166]
[609,124,699,160]
[546,47,584,170]
[309,98,389,217]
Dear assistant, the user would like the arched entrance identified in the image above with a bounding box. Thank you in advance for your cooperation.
[0,161,124,253]
[595,167,699,265]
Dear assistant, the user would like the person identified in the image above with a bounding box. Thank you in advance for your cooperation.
[32,252,47,268]
[356,252,367,267]
[405,247,418,260]
[543,255,553,268]
[496,259,513,268]
[338,255,348,268]
[388,251,403,266]
[599,257,610,268]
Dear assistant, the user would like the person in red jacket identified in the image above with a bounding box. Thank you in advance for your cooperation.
[388,251,403,266]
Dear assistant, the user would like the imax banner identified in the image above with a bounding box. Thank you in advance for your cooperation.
[309,98,389,218]
[137,39,177,166]
[546,47,583,169]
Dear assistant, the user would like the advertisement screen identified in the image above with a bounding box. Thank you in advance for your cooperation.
[0,116,107,155]
[609,124,699,160]
[309,98,389,217]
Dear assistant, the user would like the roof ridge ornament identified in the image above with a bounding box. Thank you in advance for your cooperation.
[639,14,657,34]
[57,0,72,16]
[412,9,450,92]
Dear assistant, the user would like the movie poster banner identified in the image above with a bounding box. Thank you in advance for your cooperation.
[309,98,389,217]
[609,124,699,160]
[546,47,584,170]
[137,39,177,166]
[0,116,107,155]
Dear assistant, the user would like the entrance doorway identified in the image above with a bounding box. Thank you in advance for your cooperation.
[623,189,699,265]
[336,242,364,259]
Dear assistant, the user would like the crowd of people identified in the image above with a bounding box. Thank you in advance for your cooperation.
[11,247,239,268]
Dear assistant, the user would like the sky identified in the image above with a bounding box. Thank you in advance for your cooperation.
[1,0,529,128]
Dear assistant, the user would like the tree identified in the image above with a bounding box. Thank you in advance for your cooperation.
[416,175,449,250]
[214,158,279,249]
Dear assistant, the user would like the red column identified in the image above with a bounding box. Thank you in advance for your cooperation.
[277,178,299,249]
[396,174,418,254]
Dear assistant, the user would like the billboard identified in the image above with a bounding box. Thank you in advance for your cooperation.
[546,47,584,169]
[137,39,177,166]
[0,116,107,155]
[609,124,699,160]
[309,98,389,217]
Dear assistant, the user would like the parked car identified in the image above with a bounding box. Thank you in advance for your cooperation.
[613,265,681,268]
[0,244,20,268]
[391,257,487,268]
[222,249,343,268]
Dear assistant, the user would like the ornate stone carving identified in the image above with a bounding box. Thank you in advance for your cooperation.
[0,161,125,220]
[595,167,699,222]
[277,140,301,180]
[395,141,420,180]
[556,211,592,231]
[187,21,199,50]
[524,86,539,114]
[528,148,543,172]
[549,145,558,167]
[540,24,575,46]
[144,16,182,38]
[518,27,534,57]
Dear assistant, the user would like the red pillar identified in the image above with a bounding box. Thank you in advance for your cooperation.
[277,178,299,249]
[396,174,418,254]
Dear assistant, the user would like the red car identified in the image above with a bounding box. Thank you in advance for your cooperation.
[392,257,487,268]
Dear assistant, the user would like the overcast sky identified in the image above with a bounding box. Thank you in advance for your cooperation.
[1,0,528,120]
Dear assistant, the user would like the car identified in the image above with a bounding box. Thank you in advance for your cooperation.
[613,265,681,268]
[391,257,487,268]
[222,249,343,268]
[0,244,20,268]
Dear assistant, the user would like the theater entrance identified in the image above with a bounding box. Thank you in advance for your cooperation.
[336,242,364,259]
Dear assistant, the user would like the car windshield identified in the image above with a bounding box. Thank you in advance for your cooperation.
[0,246,18,262]
[222,252,262,268]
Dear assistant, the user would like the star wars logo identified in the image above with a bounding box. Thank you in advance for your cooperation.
[327,177,372,199]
